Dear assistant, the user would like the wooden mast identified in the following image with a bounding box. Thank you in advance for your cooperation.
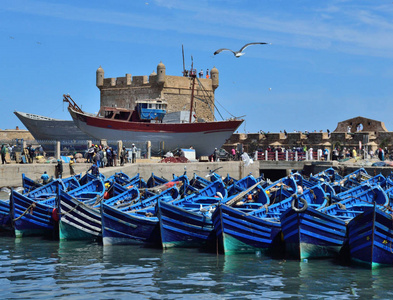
[189,75,196,123]
[189,55,196,123]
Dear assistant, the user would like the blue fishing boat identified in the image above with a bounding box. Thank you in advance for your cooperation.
[281,184,389,260]
[315,167,343,182]
[226,174,259,196]
[0,197,12,233]
[102,174,187,245]
[10,175,91,238]
[108,171,132,183]
[156,174,296,250]
[347,203,393,268]
[264,175,297,204]
[157,179,264,250]
[9,179,64,237]
[67,178,105,200]
[107,172,147,188]
[0,174,81,236]
[101,187,180,246]
[22,173,42,193]
[26,179,65,201]
[61,173,186,242]
[58,179,108,240]
[62,175,81,191]
[147,173,169,188]
[10,189,59,238]
[100,174,188,246]
[213,203,282,255]
[79,172,106,186]
[188,173,213,190]
[58,190,102,241]
[212,183,328,255]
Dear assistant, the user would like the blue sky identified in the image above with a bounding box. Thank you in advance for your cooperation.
[1,0,393,134]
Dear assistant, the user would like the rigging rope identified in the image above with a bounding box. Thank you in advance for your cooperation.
[13,202,36,222]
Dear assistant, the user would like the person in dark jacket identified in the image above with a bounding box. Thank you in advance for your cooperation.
[120,146,127,166]
[1,144,6,164]
[55,159,63,178]
[87,162,100,177]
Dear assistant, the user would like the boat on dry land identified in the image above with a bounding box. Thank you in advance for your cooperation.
[63,91,243,156]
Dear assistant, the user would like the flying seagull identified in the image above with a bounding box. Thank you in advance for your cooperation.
[214,42,269,57]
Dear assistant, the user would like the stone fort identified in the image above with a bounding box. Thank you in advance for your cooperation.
[96,62,219,122]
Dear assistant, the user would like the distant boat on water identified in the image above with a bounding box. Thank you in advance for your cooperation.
[14,111,92,141]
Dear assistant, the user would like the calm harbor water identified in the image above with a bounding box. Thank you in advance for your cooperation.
[0,237,392,299]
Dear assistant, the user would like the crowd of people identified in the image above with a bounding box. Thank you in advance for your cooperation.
[183,68,210,79]
[259,145,389,162]
[86,143,138,168]
[1,144,19,164]
[0,142,140,167]
[210,147,242,162]
[0,144,46,164]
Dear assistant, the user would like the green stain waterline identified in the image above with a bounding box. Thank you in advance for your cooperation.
[351,257,390,270]
[15,228,51,238]
[222,233,270,255]
[59,221,98,241]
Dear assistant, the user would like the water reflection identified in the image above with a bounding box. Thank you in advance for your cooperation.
[1,237,60,299]
[102,245,163,298]
[1,237,393,298]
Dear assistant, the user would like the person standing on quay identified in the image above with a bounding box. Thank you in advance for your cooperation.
[113,148,118,167]
[1,144,6,164]
[106,147,113,166]
[120,146,127,166]
[131,144,137,163]
[69,159,76,176]
[213,148,219,162]
[324,148,329,161]
[55,159,63,178]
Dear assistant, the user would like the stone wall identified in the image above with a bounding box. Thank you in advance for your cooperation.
[0,161,260,187]
[223,130,393,153]
[0,129,33,141]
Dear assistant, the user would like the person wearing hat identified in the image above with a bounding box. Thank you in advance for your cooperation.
[131,143,137,163]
